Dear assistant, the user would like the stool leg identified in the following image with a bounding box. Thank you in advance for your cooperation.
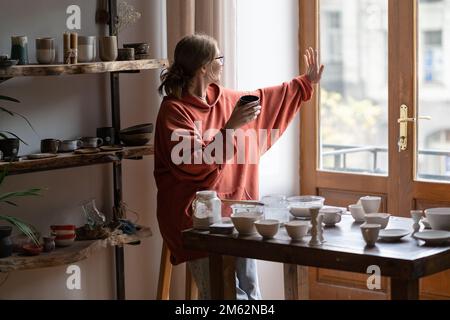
[185,263,199,300]
[157,242,172,300]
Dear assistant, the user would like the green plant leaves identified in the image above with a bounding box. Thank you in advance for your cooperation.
[0,130,27,145]
[0,215,40,246]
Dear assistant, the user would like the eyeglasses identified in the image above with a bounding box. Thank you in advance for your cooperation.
[215,56,225,66]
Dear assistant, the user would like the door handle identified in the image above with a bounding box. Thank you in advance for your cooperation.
[397,104,431,152]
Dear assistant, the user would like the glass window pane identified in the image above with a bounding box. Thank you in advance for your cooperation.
[319,0,388,175]
[417,0,450,182]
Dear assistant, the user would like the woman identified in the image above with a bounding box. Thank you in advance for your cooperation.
[154,34,324,299]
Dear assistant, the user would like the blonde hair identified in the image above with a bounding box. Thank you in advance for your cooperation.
[158,34,218,98]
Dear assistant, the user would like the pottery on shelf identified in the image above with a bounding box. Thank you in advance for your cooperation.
[0,226,13,258]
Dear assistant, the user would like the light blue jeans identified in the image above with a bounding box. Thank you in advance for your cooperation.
[187,257,262,300]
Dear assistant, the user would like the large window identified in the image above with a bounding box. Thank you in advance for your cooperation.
[319,0,388,175]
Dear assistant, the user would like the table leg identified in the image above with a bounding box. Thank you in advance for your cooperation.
[283,264,309,300]
[209,254,236,300]
[390,278,419,300]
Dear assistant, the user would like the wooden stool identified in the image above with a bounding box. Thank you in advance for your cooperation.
[157,242,198,300]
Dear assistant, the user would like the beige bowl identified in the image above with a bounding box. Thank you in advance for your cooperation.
[285,221,309,241]
[255,219,280,239]
[364,213,390,229]
[424,208,450,231]
[231,213,263,235]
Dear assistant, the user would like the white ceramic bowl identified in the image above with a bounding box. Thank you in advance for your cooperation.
[424,208,450,231]
[364,213,390,229]
[254,219,280,239]
[349,204,365,222]
[285,221,309,240]
[231,213,263,235]
[287,196,325,218]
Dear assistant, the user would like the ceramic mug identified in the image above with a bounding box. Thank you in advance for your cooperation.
[59,139,83,152]
[99,36,118,61]
[36,38,55,64]
[41,139,61,154]
[360,196,381,214]
[78,36,96,62]
[11,36,29,65]
[360,223,381,247]
[96,127,115,146]
[320,208,342,226]
[81,137,103,148]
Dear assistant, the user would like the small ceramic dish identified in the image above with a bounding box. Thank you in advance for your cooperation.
[100,146,124,152]
[413,230,450,245]
[22,244,43,256]
[378,229,410,242]
[26,153,58,160]
[74,148,100,154]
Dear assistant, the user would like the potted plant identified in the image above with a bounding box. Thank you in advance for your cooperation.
[0,168,41,258]
[0,95,37,161]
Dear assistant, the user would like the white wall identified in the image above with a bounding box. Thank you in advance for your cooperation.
[236,0,300,300]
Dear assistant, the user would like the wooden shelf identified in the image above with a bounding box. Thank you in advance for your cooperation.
[0,226,153,273]
[0,59,168,79]
[0,240,103,272]
[0,145,154,175]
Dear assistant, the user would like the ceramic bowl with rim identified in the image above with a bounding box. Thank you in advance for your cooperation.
[284,220,309,240]
[378,229,410,242]
[51,225,76,236]
[230,212,263,235]
[55,233,76,247]
[364,213,390,229]
[287,196,325,218]
[424,208,450,231]
[254,219,280,239]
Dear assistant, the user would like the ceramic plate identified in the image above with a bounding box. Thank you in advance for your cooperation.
[378,229,410,242]
[74,148,100,154]
[26,153,58,160]
[414,230,450,245]
[100,146,124,152]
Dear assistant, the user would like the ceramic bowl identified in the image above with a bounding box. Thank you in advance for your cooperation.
[349,204,366,222]
[22,244,43,256]
[230,212,263,235]
[424,208,450,231]
[120,133,152,146]
[254,219,280,239]
[364,213,390,229]
[55,234,76,247]
[51,225,76,236]
[123,43,150,55]
[120,123,153,135]
[287,196,325,218]
[284,220,309,240]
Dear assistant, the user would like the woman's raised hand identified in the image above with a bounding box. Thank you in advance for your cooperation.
[304,47,324,84]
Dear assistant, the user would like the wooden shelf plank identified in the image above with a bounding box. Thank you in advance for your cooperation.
[0,240,104,272]
[0,145,154,175]
[0,59,168,78]
[0,226,153,273]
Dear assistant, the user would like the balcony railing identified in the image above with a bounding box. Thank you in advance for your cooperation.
[322,144,450,181]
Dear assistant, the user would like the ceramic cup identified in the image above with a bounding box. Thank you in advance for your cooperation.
[36,38,55,64]
[41,139,61,154]
[238,95,260,107]
[349,204,366,222]
[81,137,103,148]
[11,36,29,65]
[360,223,381,247]
[360,196,382,214]
[99,36,118,61]
[320,208,342,227]
[59,139,83,152]
[0,138,20,161]
[118,48,135,61]
[96,127,115,146]
[78,36,97,62]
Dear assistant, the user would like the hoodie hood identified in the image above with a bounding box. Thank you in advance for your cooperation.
[180,83,222,109]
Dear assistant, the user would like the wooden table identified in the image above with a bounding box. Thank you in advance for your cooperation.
[182,215,450,300]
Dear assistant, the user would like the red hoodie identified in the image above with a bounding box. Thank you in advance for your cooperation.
[154,75,313,265]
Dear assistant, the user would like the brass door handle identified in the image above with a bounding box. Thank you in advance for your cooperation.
[398,104,431,152]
